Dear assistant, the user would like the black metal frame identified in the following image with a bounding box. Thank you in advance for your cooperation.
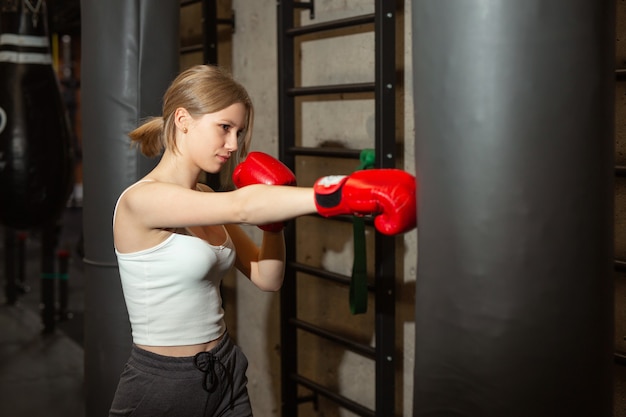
[179,0,235,64]
[179,0,235,190]
[616,67,626,367]
[278,1,397,416]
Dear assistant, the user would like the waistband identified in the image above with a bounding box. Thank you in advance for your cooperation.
[129,332,232,378]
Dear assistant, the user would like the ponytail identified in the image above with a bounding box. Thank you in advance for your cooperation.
[128,117,165,158]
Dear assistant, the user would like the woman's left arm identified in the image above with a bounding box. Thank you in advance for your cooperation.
[225,224,285,292]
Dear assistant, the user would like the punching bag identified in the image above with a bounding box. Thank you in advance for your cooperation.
[413,1,615,416]
[81,0,179,415]
[0,0,73,229]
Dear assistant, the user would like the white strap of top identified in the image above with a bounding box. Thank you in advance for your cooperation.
[112,179,155,227]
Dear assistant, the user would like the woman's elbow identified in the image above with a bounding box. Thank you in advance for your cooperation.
[254,278,284,292]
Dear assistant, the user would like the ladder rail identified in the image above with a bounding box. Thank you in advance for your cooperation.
[290,318,377,359]
[292,374,375,417]
[278,2,398,415]
[286,13,375,37]
[372,3,397,414]
[616,67,626,366]
[277,0,298,415]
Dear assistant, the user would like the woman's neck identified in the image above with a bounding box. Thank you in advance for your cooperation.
[148,150,201,189]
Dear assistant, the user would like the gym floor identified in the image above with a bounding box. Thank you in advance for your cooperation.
[0,207,86,417]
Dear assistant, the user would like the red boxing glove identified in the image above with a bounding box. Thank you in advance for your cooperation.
[314,169,417,235]
[232,152,297,232]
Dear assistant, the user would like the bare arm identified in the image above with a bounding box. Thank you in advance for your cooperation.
[125,181,315,229]
[224,224,286,292]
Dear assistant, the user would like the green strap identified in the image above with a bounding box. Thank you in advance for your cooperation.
[41,273,69,280]
[357,148,376,171]
[350,216,368,314]
[350,149,375,314]
[41,273,57,280]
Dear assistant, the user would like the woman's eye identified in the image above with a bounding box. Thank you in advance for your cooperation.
[221,124,231,132]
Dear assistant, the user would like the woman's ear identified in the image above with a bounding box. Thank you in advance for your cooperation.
[174,107,190,132]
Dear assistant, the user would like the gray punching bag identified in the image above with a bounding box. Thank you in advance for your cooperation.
[80,1,179,415]
[0,0,74,229]
[413,1,614,416]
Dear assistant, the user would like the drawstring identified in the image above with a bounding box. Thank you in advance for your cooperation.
[194,352,218,392]
[193,351,234,410]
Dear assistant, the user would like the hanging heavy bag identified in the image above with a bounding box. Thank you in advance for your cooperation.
[0,0,74,229]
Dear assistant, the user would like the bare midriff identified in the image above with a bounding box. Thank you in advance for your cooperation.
[136,332,225,357]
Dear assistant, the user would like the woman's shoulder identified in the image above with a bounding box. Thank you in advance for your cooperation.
[117,178,158,202]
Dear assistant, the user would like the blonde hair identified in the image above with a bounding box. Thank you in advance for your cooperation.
[129,65,254,167]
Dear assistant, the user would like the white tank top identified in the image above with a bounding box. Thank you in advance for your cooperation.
[114,181,236,346]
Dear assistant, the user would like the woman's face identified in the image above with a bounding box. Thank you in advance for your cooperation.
[185,102,247,173]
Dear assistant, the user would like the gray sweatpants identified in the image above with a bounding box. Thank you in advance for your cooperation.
[109,333,252,417]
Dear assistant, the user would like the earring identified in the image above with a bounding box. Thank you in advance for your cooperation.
[183,127,188,134]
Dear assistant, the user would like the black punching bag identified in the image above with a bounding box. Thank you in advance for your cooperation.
[0,0,73,229]
[81,0,179,415]
[413,1,614,416]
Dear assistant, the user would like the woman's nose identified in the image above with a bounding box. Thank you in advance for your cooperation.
[226,131,238,152]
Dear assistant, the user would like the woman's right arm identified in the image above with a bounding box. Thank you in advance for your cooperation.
[125,181,317,230]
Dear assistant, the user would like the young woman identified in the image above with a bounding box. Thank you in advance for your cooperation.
[109,64,415,416]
